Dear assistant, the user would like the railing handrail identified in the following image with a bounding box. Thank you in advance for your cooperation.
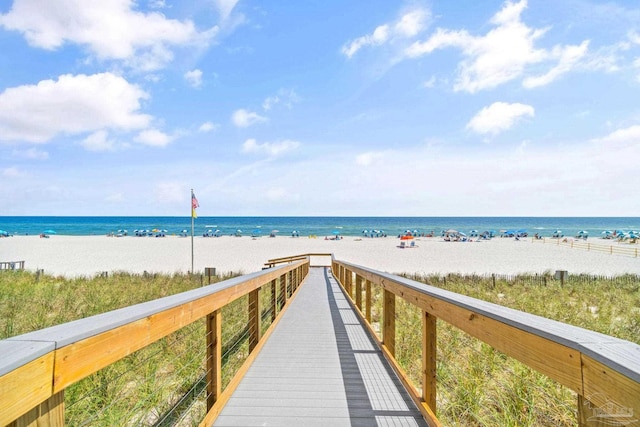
[332,258,640,426]
[335,259,640,382]
[0,260,307,426]
[264,252,332,267]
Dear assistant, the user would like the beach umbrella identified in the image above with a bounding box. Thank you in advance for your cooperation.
[445,229,458,234]
[332,230,341,235]
[44,229,56,234]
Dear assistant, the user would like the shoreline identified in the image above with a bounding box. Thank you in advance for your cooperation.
[2,235,639,278]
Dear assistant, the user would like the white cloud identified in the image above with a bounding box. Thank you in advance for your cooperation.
[262,88,300,111]
[105,192,124,202]
[12,147,49,159]
[342,8,429,58]
[0,0,216,71]
[154,181,184,204]
[184,69,203,88]
[422,76,436,88]
[405,0,588,92]
[148,0,166,9]
[231,109,267,127]
[0,73,151,143]
[80,130,116,152]
[356,150,392,166]
[198,121,219,132]
[2,166,25,178]
[265,187,289,201]
[467,102,535,135]
[135,129,173,147]
[241,138,300,157]
[523,41,589,88]
[214,0,240,21]
[590,125,640,148]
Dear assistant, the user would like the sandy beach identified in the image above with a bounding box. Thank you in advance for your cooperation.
[1,234,639,278]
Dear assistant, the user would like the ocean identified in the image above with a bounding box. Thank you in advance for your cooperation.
[0,216,638,238]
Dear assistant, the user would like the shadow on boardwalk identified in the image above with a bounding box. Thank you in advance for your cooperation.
[213,267,426,426]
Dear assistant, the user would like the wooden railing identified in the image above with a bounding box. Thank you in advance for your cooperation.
[264,252,332,268]
[0,261,25,270]
[331,257,640,426]
[0,259,310,427]
[534,237,640,257]
[3,254,639,426]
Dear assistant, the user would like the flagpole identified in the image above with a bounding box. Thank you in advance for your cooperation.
[191,188,195,274]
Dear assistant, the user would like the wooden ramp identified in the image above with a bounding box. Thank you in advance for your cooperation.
[213,267,427,426]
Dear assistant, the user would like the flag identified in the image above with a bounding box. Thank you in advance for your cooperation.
[191,192,199,218]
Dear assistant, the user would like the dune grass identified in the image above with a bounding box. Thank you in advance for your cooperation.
[0,269,243,426]
[392,272,640,426]
[1,270,638,426]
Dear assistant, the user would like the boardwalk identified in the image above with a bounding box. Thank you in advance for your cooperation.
[213,267,427,426]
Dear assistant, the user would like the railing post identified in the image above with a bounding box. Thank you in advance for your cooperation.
[206,310,222,410]
[365,280,372,323]
[422,311,437,415]
[355,274,363,311]
[270,279,277,322]
[11,391,64,427]
[383,289,396,357]
[344,269,349,295]
[248,289,260,352]
[279,274,287,308]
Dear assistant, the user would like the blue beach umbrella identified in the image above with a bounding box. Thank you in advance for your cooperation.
[44,229,56,234]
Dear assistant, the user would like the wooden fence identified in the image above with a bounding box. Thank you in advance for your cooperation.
[0,261,24,271]
[0,259,310,427]
[533,237,640,257]
[332,257,640,426]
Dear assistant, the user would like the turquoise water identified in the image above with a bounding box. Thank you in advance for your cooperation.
[0,217,638,238]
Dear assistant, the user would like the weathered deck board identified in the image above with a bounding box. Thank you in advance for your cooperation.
[213,267,427,427]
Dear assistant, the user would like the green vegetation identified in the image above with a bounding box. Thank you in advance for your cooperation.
[391,272,640,426]
[0,269,248,426]
[1,270,638,426]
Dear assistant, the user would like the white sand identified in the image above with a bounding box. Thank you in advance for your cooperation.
[1,235,639,278]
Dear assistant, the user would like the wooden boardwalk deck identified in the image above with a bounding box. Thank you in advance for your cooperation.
[213,266,427,426]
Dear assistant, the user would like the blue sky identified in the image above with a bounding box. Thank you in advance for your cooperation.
[1,0,640,216]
